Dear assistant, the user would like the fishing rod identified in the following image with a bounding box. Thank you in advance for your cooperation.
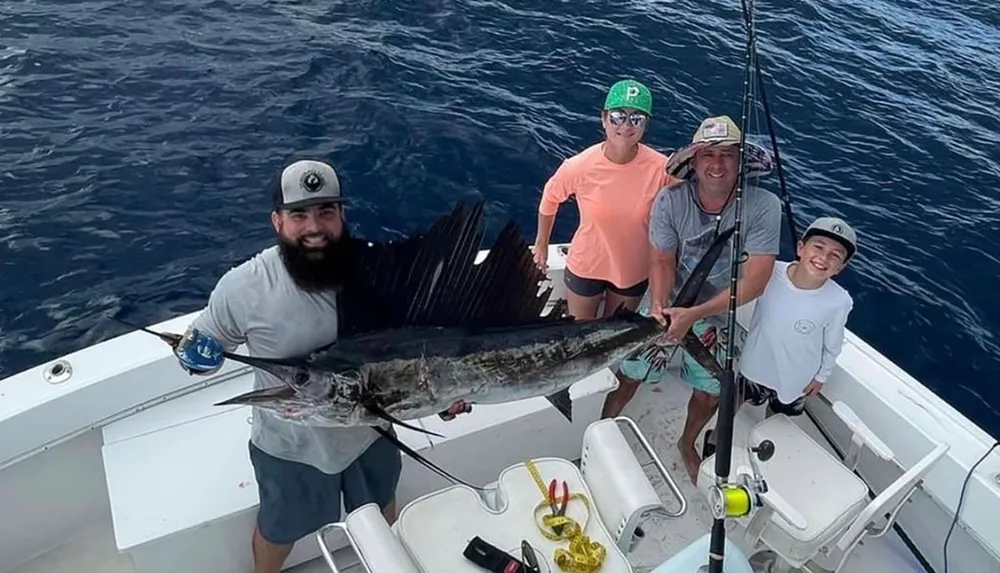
[738,0,798,247]
[706,0,758,570]
[742,25,944,568]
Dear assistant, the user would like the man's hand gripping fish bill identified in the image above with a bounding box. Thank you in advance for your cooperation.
[117,199,731,489]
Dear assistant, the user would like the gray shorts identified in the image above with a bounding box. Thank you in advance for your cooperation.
[248,431,402,545]
[564,268,649,298]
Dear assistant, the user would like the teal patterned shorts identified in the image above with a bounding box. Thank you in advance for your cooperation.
[617,318,730,397]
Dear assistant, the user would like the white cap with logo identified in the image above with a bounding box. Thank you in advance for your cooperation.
[271,159,343,210]
[804,217,858,259]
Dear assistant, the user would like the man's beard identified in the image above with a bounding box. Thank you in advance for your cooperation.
[276,226,354,293]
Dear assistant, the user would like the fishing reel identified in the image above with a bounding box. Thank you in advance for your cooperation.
[706,439,775,521]
[706,439,808,531]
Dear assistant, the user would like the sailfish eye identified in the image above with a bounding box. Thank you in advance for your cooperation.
[294,370,310,387]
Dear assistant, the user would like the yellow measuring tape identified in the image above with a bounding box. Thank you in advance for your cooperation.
[524,460,606,572]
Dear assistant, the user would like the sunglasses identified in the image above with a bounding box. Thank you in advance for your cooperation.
[607,109,649,127]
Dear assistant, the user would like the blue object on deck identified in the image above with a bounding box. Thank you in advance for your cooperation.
[650,533,755,573]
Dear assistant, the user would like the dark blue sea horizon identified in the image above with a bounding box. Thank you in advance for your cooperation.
[1,0,998,437]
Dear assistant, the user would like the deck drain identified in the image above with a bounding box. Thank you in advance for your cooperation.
[43,360,73,384]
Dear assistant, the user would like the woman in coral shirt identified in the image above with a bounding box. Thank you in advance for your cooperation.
[533,78,678,319]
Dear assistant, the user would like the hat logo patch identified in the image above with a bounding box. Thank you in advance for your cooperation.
[703,121,729,139]
[301,171,324,193]
[832,223,843,233]
[626,86,640,99]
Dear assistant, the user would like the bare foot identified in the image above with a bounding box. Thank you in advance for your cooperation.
[677,439,702,485]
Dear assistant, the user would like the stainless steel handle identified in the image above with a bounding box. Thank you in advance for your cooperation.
[614,415,688,518]
[317,522,368,573]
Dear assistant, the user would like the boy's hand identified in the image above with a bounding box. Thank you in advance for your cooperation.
[802,379,824,398]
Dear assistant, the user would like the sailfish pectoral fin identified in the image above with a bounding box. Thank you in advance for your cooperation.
[214,386,297,406]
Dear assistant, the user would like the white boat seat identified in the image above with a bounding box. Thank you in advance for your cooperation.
[581,417,688,553]
[697,413,870,567]
[317,503,421,573]
[649,533,755,573]
[810,441,950,572]
[395,457,633,572]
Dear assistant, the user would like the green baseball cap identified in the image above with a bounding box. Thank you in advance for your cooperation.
[603,79,653,115]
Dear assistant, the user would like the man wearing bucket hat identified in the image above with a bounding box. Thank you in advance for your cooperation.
[600,115,782,483]
[533,78,679,321]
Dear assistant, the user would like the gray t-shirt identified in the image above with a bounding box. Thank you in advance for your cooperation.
[191,245,381,475]
[649,179,782,326]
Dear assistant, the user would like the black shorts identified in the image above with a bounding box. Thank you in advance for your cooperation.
[248,432,402,545]
[737,374,806,416]
[564,268,648,298]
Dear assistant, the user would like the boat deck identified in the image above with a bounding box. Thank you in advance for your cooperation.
[13,360,926,573]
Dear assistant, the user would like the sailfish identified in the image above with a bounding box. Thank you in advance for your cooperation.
[211,199,729,430]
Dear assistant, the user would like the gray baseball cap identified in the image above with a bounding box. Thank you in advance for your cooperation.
[270,159,343,210]
[804,216,857,260]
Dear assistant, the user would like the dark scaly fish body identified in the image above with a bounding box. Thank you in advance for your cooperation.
[216,309,660,426]
[214,199,734,432]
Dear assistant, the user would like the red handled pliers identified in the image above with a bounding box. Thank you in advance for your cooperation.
[548,479,569,534]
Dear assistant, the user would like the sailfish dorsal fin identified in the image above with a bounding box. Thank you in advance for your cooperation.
[337,199,570,338]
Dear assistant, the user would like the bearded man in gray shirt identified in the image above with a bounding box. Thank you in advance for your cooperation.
[173,159,468,573]
[601,116,782,484]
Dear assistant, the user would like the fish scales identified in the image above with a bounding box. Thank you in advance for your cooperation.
[350,318,657,422]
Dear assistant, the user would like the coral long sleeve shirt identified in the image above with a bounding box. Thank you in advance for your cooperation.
[539,142,677,289]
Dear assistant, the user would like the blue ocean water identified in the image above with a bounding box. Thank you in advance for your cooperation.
[1,0,997,436]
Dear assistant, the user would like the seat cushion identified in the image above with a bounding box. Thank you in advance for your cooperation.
[698,414,869,566]
[395,457,633,572]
